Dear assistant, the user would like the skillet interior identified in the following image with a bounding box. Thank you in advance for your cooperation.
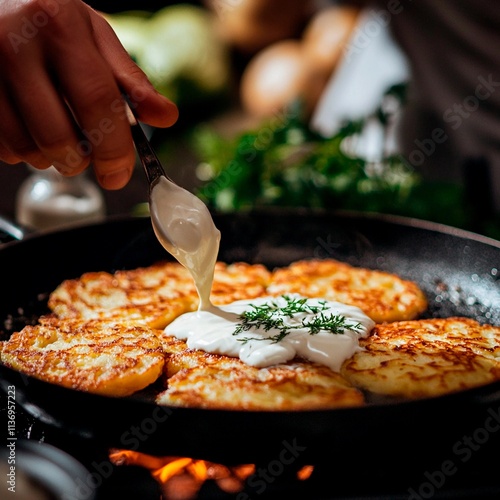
[1,208,500,471]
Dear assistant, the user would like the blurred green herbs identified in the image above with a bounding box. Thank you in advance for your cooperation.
[191,88,499,238]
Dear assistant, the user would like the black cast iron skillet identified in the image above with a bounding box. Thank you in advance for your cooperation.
[1,209,500,487]
[0,440,97,500]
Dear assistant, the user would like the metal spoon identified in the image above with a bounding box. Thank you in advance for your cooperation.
[126,108,169,189]
[127,107,221,309]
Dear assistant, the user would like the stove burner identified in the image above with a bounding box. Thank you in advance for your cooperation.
[4,403,500,500]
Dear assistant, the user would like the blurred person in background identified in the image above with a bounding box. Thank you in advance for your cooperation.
[211,0,500,219]
[367,0,500,216]
[0,0,498,220]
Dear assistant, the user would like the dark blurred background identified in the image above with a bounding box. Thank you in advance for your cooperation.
[1,0,499,238]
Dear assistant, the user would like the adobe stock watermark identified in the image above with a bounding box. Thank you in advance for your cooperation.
[402,73,500,169]
[58,88,148,174]
[206,0,243,17]
[344,0,411,62]
[314,233,342,260]
[407,403,500,500]
[199,105,295,199]
[8,0,72,54]
[61,405,173,500]
[237,438,307,499]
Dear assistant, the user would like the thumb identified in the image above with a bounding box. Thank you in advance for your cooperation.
[88,6,179,128]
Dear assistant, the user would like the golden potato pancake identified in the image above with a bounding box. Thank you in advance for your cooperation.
[156,335,364,410]
[48,261,271,329]
[210,261,271,306]
[47,262,196,329]
[33,257,498,408]
[267,259,427,323]
[1,317,164,397]
[341,317,500,399]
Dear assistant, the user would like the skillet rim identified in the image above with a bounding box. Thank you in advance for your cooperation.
[1,207,500,414]
[0,207,500,404]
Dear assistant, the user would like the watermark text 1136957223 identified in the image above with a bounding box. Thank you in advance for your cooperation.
[5,385,17,493]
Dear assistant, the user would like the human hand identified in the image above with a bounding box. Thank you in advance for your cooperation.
[0,0,178,189]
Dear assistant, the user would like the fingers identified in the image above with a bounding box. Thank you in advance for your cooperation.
[0,1,140,189]
[88,6,179,129]
[118,67,180,129]
[0,50,89,174]
[41,3,137,189]
[0,0,179,190]
[0,81,53,169]
[0,0,85,172]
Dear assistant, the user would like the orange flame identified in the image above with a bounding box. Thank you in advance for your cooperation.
[109,449,314,498]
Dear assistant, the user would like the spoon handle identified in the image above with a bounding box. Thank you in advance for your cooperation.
[129,121,166,189]
[123,97,169,190]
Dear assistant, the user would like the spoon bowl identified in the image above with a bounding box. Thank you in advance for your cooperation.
[127,112,221,309]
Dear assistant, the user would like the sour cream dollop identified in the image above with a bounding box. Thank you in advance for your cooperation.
[165,294,375,372]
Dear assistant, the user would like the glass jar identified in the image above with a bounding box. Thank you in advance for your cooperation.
[15,165,106,231]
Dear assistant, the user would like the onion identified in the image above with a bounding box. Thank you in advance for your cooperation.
[302,5,360,74]
[238,4,361,118]
[205,0,313,55]
[240,39,327,118]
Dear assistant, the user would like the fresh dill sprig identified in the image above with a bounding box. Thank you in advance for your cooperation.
[233,295,362,344]
[302,312,361,335]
